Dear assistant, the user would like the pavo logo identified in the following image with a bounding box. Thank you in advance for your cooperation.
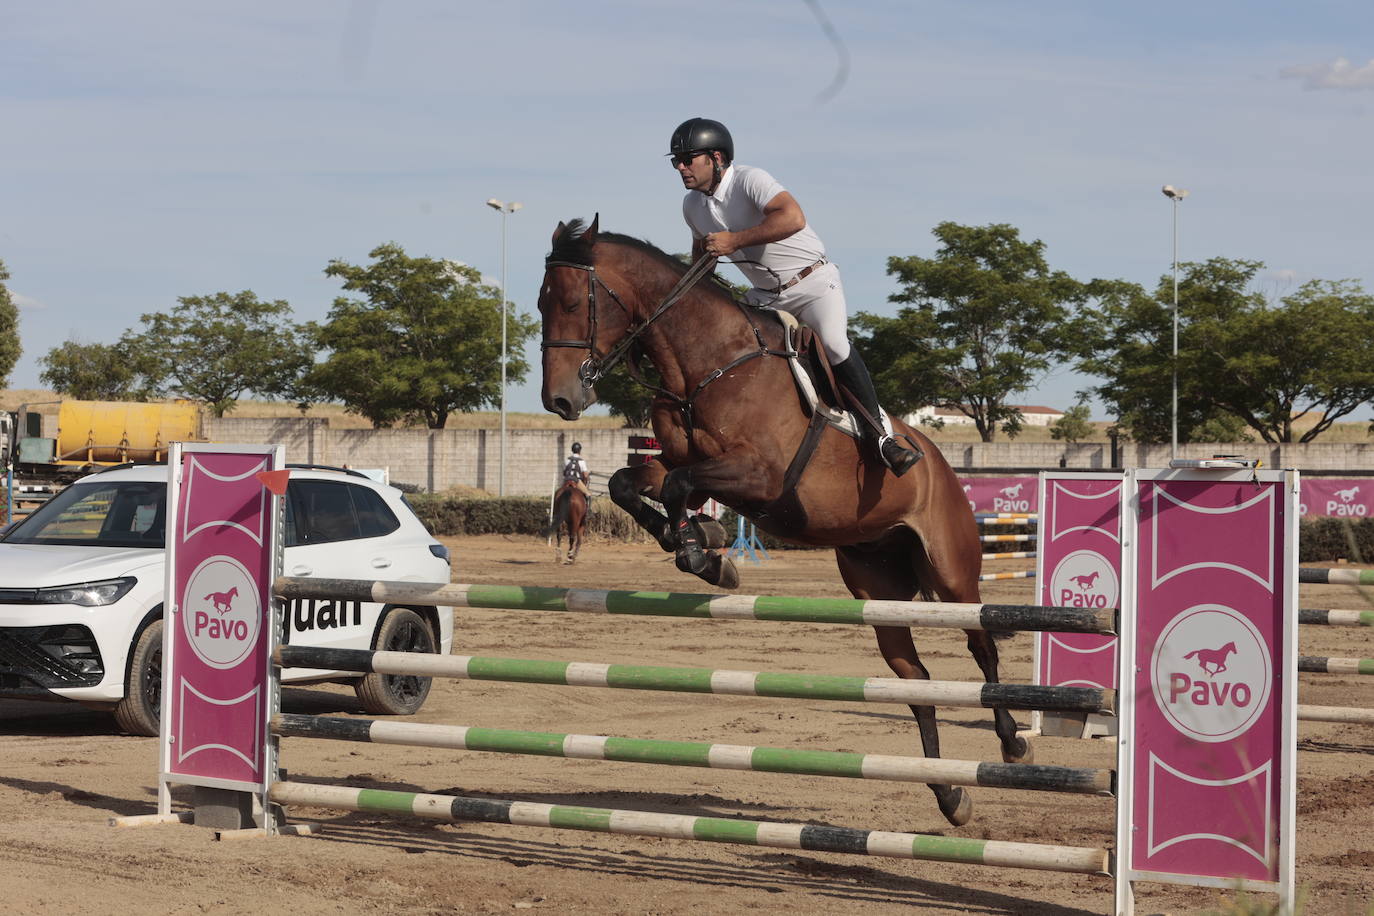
[183,556,261,669]
[1151,605,1271,743]
[1050,550,1117,609]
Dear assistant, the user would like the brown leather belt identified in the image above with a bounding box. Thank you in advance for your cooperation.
[774,258,828,293]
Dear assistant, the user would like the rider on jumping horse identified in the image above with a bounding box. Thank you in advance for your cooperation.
[668,117,922,477]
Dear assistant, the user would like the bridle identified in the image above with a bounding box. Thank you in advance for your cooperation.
[540,253,718,389]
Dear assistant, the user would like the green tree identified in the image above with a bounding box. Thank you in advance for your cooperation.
[1190,276,1374,442]
[0,259,22,387]
[310,245,537,429]
[1049,405,1094,443]
[853,222,1089,442]
[39,341,141,400]
[1075,277,1214,444]
[125,291,316,417]
[1081,260,1374,444]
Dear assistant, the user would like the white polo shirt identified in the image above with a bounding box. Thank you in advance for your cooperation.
[682,164,827,293]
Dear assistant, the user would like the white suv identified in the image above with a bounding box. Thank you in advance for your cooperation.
[0,463,454,735]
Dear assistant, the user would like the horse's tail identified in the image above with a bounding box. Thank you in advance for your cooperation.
[1183,649,1200,659]
[540,491,570,538]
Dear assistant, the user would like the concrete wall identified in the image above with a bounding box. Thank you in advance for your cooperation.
[203,417,645,495]
[200,417,1374,495]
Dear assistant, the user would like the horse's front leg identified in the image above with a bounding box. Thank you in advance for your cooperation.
[658,451,774,590]
[608,460,676,552]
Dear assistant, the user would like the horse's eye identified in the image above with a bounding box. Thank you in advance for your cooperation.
[563,298,580,314]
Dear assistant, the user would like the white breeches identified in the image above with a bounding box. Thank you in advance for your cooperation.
[746,262,851,363]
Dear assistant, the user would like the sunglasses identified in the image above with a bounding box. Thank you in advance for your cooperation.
[669,151,706,168]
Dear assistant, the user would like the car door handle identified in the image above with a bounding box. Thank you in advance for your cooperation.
[290,564,313,576]
[371,558,392,569]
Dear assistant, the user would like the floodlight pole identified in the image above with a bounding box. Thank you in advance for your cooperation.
[1162,185,1189,459]
[486,199,523,497]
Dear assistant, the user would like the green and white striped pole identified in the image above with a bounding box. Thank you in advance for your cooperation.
[1299,567,1374,586]
[1298,608,1374,627]
[269,781,1112,875]
[273,714,1115,796]
[275,646,1116,715]
[1298,656,1374,676]
[274,579,1116,635]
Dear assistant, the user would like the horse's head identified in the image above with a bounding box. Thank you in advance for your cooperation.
[539,215,628,419]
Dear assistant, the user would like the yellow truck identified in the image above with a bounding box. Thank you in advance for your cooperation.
[11,399,205,481]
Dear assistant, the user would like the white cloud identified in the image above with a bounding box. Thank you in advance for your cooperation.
[1281,57,1374,91]
[11,292,47,310]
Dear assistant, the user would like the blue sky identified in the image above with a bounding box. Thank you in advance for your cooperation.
[4,1,1372,419]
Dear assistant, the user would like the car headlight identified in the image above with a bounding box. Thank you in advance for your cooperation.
[35,577,138,607]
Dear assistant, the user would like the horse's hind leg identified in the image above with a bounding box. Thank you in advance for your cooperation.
[875,625,973,827]
[918,527,1033,766]
[965,629,1033,764]
[837,542,971,827]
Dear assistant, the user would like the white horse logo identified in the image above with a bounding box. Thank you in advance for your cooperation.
[1335,486,1360,503]
[1000,483,1024,499]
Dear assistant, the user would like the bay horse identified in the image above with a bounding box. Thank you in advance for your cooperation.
[537,216,1027,827]
[543,482,589,564]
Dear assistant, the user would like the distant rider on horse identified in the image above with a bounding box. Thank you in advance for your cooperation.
[668,117,921,477]
[562,442,590,498]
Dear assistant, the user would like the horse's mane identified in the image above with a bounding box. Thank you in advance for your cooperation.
[548,218,685,273]
[548,217,741,301]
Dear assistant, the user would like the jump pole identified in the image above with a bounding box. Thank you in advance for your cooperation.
[1298,608,1374,627]
[273,578,1115,634]
[269,781,1110,875]
[272,713,1115,795]
[274,645,1117,714]
[1299,566,1374,585]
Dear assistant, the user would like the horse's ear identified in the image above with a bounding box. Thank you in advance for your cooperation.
[585,213,599,244]
[552,220,567,246]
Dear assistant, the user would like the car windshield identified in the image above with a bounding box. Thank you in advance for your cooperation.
[3,480,168,548]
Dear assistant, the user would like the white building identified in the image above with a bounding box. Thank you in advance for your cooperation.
[904,405,1066,428]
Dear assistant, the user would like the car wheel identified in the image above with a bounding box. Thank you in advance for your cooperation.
[114,619,163,736]
[354,607,436,716]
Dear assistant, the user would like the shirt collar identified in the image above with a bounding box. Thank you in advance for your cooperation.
[709,163,735,199]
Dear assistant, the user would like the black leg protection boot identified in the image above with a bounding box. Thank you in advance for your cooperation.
[830,351,922,477]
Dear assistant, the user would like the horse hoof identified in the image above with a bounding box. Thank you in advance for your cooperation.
[692,516,728,549]
[1002,735,1034,765]
[712,556,740,590]
[940,788,973,827]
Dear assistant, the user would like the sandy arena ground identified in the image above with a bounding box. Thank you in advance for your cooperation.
[3,535,1372,915]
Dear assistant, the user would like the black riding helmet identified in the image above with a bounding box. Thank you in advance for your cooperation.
[571,442,582,453]
[668,118,733,164]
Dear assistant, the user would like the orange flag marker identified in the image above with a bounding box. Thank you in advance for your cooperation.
[255,469,291,496]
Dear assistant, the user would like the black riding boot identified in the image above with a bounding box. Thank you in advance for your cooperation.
[830,351,922,477]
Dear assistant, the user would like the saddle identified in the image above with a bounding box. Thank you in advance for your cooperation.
[763,309,862,441]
